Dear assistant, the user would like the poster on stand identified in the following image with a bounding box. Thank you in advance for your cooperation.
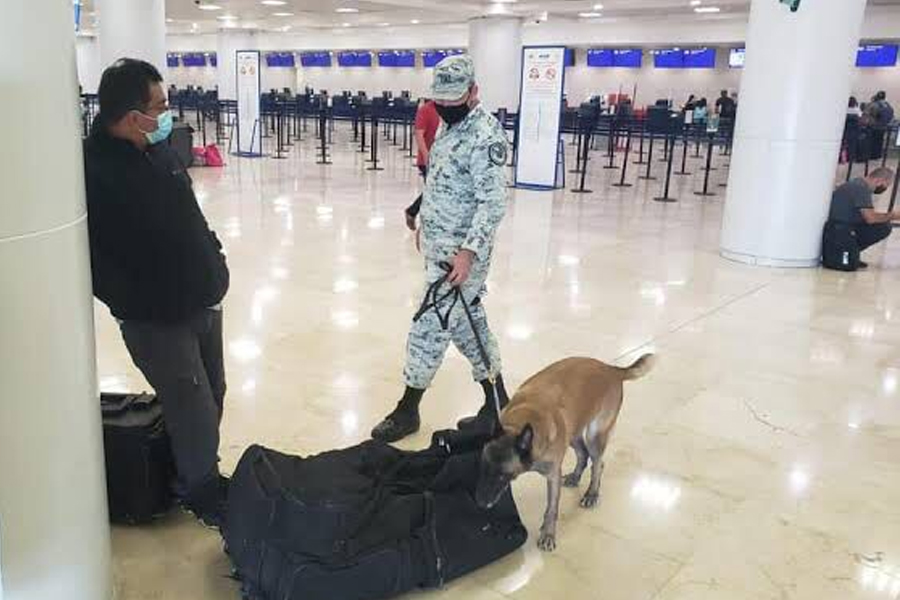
[235,50,262,157]
[514,46,566,189]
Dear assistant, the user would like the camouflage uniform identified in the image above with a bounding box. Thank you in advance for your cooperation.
[403,56,509,389]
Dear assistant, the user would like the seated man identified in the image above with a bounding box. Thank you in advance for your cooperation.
[828,168,898,267]
[83,59,230,527]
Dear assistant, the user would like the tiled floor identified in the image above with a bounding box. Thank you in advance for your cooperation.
[97,123,900,599]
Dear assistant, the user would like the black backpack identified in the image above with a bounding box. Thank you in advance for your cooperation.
[821,220,860,272]
[223,429,528,600]
[101,393,176,524]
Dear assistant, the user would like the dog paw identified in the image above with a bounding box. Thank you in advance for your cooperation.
[562,473,582,488]
[537,532,557,552]
[580,492,600,509]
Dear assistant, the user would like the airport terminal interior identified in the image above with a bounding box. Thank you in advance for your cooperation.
[4,1,900,599]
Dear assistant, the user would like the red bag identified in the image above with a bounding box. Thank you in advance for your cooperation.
[191,145,225,168]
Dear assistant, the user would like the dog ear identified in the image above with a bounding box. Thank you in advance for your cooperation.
[515,424,534,459]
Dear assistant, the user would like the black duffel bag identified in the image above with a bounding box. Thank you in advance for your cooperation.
[223,429,527,600]
[101,392,176,524]
[821,220,860,272]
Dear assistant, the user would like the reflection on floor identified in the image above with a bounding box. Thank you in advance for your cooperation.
[96,125,900,599]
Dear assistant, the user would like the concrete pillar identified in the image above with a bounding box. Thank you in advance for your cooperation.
[217,30,260,101]
[0,3,112,600]
[468,17,523,113]
[97,0,167,71]
[720,0,868,267]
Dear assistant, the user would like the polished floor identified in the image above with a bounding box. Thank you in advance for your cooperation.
[97,123,900,600]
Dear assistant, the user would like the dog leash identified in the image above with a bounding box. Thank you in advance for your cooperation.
[412,261,503,424]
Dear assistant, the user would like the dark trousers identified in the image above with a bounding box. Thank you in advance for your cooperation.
[855,222,893,252]
[406,165,428,218]
[120,309,225,495]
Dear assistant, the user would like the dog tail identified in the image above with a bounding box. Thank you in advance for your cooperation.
[620,354,655,381]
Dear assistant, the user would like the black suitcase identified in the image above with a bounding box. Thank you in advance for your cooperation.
[101,393,176,524]
[224,430,528,600]
[821,220,860,272]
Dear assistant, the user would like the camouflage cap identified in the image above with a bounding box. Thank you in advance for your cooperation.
[430,55,476,102]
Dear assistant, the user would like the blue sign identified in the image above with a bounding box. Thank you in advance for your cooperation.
[166,53,180,68]
[587,49,615,67]
[266,52,296,68]
[181,53,208,67]
[653,49,684,69]
[589,48,642,68]
[301,52,332,67]
[338,51,373,67]
[423,49,464,68]
[684,47,716,68]
[857,44,899,68]
[378,50,415,67]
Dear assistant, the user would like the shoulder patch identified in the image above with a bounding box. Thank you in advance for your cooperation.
[489,142,507,167]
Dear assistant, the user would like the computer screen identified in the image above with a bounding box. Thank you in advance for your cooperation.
[587,49,615,67]
[301,52,332,68]
[683,47,716,68]
[378,50,415,68]
[653,49,684,69]
[729,48,745,69]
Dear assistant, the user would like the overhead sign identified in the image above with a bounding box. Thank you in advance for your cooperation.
[235,50,263,157]
[515,46,566,190]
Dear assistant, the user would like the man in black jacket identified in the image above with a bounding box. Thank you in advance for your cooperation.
[83,59,230,527]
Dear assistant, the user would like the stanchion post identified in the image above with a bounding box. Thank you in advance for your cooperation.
[571,119,594,194]
[634,119,647,165]
[653,131,678,203]
[367,111,384,171]
[675,124,691,176]
[612,121,634,188]
[639,132,656,181]
[604,119,619,170]
[694,132,717,197]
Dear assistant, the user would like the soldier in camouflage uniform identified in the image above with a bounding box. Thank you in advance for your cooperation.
[372,55,511,443]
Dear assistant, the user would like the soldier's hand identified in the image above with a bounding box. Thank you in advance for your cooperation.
[448,250,475,286]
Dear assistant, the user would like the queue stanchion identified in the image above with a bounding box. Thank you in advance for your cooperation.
[604,119,619,170]
[316,104,332,165]
[882,127,894,167]
[367,111,384,171]
[570,126,584,174]
[571,117,594,194]
[694,132,717,197]
[352,111,360,142]
[359,107,368,154]
[273,103,287,159]
[612,120,634,188]
[653,131,678,203]
[408,113,415,159]
[400,114,409,152]
[639,132,657,181]
[634,119,648,165]
[888,161,900,212]
[675,125,692,176]
[659,132,671,163]
[282,102,294,148]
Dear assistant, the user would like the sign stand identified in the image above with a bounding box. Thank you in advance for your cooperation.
[514,46,567,190]
[234,50,264,158]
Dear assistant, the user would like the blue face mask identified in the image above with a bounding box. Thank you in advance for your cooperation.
[140,110,173,145]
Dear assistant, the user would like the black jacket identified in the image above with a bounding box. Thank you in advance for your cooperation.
[83,120,229,323]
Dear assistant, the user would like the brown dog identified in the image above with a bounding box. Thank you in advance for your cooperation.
[475,355,654,551]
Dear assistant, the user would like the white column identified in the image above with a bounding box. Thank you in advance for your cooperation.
[75,34,103,94]
[468,16,522,113]
[217,30,259,101]
[720,0,868,267]
[0,4,112,600]
[97,0,167,71]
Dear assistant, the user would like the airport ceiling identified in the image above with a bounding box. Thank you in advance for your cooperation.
[77,0,759,33]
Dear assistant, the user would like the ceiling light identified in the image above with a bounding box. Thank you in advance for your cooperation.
[593,3,604,8]
[342,22,352,27]
[410,19,420,24]
[261,0,286,5]
[197,3,222,11]
[166,18,174,23]
[272,12,294,16]
[579,11,602,18]
[690,0,702,5]
[336,7,359,13]
[694,6,721,12]
[378,22,390,26]
[217,14,237,20]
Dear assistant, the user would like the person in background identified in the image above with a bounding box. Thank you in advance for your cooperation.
[83,59,230,527]
[844,96,864,163]
[848,96,863,117]
[693,98,709,124]
[828,167,898,267]
[372,55,510,443]
[715,90,737,120]
[681,94,697,114]
[866,91,895,160]
[405,98,442,230]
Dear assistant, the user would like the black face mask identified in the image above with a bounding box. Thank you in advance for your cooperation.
[875,185,888,195]
[435,102,471,126]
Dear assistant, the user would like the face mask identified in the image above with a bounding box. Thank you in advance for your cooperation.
[435,102,471,126]
[138,110,173,145]
[874,185,888,195]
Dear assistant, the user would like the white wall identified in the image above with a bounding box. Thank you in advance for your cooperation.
[75,35,102,93]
